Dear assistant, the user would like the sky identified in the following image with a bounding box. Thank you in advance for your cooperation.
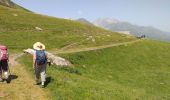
[12,0,170,32]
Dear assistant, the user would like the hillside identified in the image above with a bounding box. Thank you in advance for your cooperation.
[0,0,30,11]
[0,5,136,52]
[19,40,170,100]
[94,18,170,41]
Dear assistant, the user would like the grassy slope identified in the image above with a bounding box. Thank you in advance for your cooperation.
[0,5,135,52]
[19,40,170,100]
[2,3,169,100]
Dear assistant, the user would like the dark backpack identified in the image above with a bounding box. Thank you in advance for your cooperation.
[36,50,47,65]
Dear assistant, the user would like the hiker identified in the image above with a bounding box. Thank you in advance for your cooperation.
[33,42,48,88]
[0,45,10,83]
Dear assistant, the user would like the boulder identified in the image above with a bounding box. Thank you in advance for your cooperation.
[23,48,71,66]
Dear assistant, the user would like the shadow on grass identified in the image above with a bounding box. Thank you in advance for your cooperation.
[9,75,18,80]
[44,76,52,88]
[8,74,18,83]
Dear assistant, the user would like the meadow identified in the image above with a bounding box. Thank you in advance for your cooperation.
[19,40,170,100]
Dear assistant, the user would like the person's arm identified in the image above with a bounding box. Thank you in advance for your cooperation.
[45,51,51,66]
[33,54,36,68]
[46,52,48,60]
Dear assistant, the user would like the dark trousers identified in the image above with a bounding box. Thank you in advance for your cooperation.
[0,60,8,73]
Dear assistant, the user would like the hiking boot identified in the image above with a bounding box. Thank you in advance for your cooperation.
[40,81,45,88]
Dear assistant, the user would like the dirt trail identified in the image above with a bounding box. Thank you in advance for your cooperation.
[0,53,49,100]
[56,39,141,54]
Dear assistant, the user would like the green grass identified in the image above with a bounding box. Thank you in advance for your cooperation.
[0,5,136,52]
[19,40,170,100]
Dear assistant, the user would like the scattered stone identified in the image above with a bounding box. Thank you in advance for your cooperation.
[82,65,86,68]
[83,33,87,36]
[86,37,90,40]
[89,36,93,38]
[35,27,43,31]
[23,48,71,66]
[107,34,110,37]
[13,13,18,16]
[92,38,95,42]
[160,83,164,85]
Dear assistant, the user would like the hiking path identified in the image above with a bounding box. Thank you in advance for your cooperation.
[0,53,49,100]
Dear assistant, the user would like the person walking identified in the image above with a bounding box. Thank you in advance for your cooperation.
[0,45,10,83]
[33,42,48,88]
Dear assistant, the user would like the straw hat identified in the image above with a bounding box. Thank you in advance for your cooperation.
[33,42,45,50]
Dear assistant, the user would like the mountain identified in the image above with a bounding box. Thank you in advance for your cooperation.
[0,0,30,11]
[93,18,170,41]
[76,18,94,26]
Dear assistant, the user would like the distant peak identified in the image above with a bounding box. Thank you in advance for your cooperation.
[76,18,93,26]
[77,18,87,20]
[94,18,121,24]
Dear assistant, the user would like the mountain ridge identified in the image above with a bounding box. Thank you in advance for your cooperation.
[76,18,94,26]
[93,18,170,41]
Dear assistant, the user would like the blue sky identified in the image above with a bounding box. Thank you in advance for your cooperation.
[12,0,170,32]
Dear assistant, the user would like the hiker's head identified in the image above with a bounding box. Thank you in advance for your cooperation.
[33,42,45,50]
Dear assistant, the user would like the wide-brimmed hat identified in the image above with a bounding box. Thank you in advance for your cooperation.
[33,42,45,50]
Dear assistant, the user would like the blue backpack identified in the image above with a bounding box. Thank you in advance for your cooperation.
[36,50,47,65]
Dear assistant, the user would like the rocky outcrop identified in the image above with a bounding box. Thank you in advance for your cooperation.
[23,49,71,66]
[0,0,14,7]
[0,0,30,12]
